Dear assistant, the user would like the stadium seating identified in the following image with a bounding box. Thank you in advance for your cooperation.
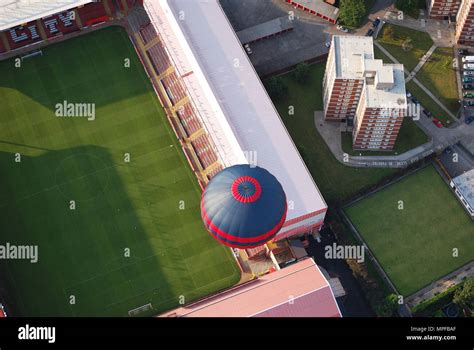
[7,25,42,50]
[77,3,108,25]
[139,24,157,45]
[42,11,79,38]
[146,44,172,76]
[191,134,219,169]
[177,104,202,137]
[161,73,188,104]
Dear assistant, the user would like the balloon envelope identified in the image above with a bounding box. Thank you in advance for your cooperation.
[201,164,287,248]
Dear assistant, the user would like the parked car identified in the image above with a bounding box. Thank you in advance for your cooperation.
[459,49,469,55]
[463,70,474,76]
[432,118,443,128]
[464,100,474,107]
[406,92,412,98]
[463,83,474,90]
[464,63,474,70]
[366,29,374,37]
[325,41,331,48]
[336,25,348,33]
[465,115,474,124]
[0,304,6,318]
[462,55,474,62]
[243,44,252,55]
[423,109,432,118]
[464,91,474,98]
[373,18,381,27]
[463,77,473,83]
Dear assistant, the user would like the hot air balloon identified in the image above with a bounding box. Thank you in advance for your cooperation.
[200,164,287,249]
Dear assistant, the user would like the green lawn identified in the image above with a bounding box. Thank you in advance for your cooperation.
[378,24,433,71]
[416,47,460,115]
[341,118,429,156]
[406,80,455,126]
[345,165,474,296]
[0,26,240,316]
[270,63,397,204]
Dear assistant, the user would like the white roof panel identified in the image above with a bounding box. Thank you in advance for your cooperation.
[0,0,92,31]
[149,0,326,218]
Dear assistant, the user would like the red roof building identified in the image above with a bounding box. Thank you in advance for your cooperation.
[160,258,342,317]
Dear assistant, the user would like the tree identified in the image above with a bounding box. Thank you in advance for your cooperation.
[453,278,474,316]
[265,76,288,100]
[375,294,399,317]
[293,63,310,84]
[339,0,366,28]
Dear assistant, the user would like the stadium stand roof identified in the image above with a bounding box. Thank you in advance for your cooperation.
[159,258,342,317]
[236,16,293,44]
[0,0,92,31]
[452,169,474,211]
[145,0,327,221]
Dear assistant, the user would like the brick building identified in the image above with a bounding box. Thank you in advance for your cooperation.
[323,36,407,151]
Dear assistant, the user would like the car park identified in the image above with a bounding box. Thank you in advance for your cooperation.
[432,118,443,128]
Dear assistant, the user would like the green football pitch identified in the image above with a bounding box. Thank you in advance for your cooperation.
[0,26,240,316]
[345,165,474,297]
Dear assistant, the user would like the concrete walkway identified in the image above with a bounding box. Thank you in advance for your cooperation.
[406,262,474,309]
[374,42,457,120]
[406,44,437,82]
[314,104,474,169]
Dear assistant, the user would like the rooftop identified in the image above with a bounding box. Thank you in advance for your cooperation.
[452,169,474,210]
[159,258,342,317]
[291,0,339,21]
[236,16,294,44]
[333,36,407,109]
[0,0,92,31]
[146,0,327,220]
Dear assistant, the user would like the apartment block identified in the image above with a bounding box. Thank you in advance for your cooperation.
[456,0,474,44]
[427,0,462,18]
[323,36,407,151]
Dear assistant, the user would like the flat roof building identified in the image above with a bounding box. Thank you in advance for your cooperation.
[159,258,342,317]
[323,36,407,151]
[284,0,339,24]
[450,169,474,217]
